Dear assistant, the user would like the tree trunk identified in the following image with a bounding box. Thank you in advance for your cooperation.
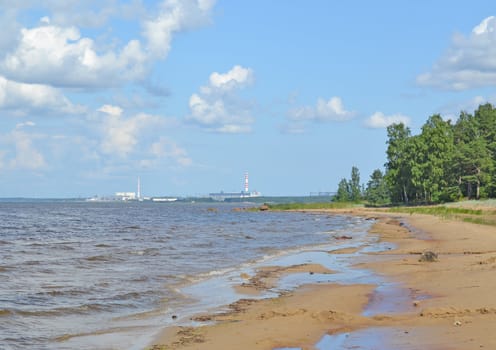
[476,168,481,200]
[403,185,408,204]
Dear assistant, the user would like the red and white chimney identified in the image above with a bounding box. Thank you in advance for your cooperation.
[244,172,249,193]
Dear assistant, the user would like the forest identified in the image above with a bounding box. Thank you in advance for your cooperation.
[335,103,496,205]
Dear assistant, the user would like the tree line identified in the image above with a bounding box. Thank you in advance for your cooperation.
[335,103,496,205]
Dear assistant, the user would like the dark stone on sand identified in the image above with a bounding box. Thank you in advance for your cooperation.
[259,204,269,211]
[334,235,353,240]
[172,315,178,320]
[419,251,438,262]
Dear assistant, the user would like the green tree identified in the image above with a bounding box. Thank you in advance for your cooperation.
[366,169,390,206]
[385,123,412,204]
[418,114,456,202]
[382,103,496,204]
[454,109,494,199]
[473,104,496,196]
[349,166,361,201]
[335,178,350,202]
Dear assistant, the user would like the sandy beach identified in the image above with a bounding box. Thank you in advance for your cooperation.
[149,209,496,350]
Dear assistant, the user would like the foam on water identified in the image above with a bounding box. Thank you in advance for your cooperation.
[0,202,374,350]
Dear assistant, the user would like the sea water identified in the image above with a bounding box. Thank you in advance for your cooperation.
[0,201,374,350]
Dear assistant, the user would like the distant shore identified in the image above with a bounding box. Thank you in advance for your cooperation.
[148,208,496,350]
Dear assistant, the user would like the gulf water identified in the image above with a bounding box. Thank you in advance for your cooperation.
[0,201,373,349]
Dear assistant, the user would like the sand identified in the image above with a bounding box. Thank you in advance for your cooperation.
[149,210,496,350]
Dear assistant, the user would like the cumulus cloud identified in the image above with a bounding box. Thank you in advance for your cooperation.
[150,137,192,167]
[364,112,411,129]
[0,0,216,88]
[7,122,46,170]
[143,0,216,59]
[417,16,496,90]
[0,75,83,114]
[187,65,255,133]
[288,97,355,122]
[98,105,163,157]
[1,23,147,88]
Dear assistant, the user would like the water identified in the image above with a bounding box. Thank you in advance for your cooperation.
[0,201,373,350]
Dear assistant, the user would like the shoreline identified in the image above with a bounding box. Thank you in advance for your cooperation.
[148,209,496,349]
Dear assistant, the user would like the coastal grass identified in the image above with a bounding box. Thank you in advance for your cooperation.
[389,205,496,227]
[266,202,363,211]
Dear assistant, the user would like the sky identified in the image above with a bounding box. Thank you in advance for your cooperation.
[1,0,496,198]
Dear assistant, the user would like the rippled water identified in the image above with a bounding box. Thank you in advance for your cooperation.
[0,201,371,350]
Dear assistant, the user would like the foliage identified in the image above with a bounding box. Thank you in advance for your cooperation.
[334,166,363,202]
[335,178,350,202]
[384,103,496,204]
[365,169,390,206]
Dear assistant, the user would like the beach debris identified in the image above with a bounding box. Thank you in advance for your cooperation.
[454,320,462,326]
[174,327,205,345]
[191,315,213,322]
[334,235,353,240]
[259,204,269,211]
[240,272,250,279]
[413,300,420,307]
[172,315,178,320]
[419,251,438,262]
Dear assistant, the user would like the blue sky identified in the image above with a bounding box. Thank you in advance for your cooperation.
[1,0,496,197]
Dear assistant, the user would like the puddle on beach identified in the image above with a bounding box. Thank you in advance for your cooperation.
[362,282,415,317]
[275,327,421,350]
[178,222,424,350]
[316,327,419,350]
[271,241,426,350]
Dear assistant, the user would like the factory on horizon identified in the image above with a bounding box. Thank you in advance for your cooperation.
[209,172,261,201]
[87,173,260,202]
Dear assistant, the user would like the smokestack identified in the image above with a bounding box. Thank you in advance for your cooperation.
[244,172,249,193]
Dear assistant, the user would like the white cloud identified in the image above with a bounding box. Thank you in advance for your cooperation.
[0,1,216,89]
[8,128,46,170]
[204,65,254,93]
[364,112,411,129]
[16,121,36,128]
[143,0,216,59]
[1,23,147,88]
[288,97,355,122]
[417,16,496,90]
[99,105,163,157]
[0,75,83,114]
[98,104,123,117]
[187,65,255,133]
[150,137,192,167]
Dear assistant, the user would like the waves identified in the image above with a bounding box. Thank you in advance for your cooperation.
[0,202,372,350]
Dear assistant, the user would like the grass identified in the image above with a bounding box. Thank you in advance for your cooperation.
[389,206,483,216]
[388,205,496,227]
[266,202,363,211]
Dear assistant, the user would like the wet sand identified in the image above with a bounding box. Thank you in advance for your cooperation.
[149,209,496,350]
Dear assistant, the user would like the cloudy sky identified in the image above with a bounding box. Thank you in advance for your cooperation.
[1,0,495,197]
